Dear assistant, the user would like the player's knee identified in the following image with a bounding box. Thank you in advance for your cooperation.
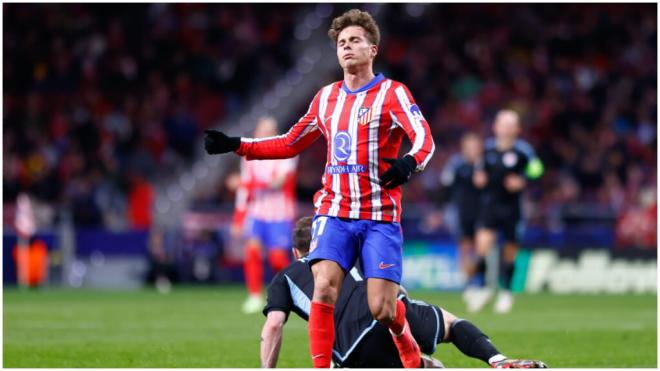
[503,243,518,262]
[369,298,396,324]
[312,276,339,304]
[440,308,457,341]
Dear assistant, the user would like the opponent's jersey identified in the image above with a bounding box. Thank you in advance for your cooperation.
[479,138,537,207]
[440,154,481,220]
[263,258,374,365]
[263,258,438,367]
[236,73,435,223]
[234,157,297,224]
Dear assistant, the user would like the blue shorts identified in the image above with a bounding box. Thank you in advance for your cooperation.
[245,218,292,250]
[307,215,403,283]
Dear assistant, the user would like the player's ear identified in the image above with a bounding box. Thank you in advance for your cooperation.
[370,44,378,58]
[292,248,299,260]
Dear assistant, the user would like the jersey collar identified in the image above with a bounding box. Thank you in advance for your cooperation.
[341,73,385,94]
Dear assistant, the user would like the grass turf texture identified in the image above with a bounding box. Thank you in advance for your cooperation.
[4,286,657,368]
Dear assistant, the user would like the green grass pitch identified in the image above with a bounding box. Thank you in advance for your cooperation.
[3,286,657,368]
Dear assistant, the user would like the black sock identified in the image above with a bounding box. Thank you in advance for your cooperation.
[502,262,515,290]
[449,320,501,365]
[475,257,486,276]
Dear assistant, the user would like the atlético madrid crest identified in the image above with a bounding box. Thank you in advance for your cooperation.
[358,106,372,126]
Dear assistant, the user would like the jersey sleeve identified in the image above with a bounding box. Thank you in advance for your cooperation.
[262,272,293,321]
[388,83,435,172]
[236,92,323,160]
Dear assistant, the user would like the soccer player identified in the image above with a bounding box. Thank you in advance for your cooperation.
[259,216,548,368]
[466,110,543,313]
[232,117,298,314]
[204,9,434,368]
[439,132,484,284]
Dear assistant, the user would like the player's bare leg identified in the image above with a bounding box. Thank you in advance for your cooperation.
[459,237,476,284]
[494,242,518,314]
[368,278,421,368]
[243,237,265,314]
[309,260,345,368]
[467,228,497,312]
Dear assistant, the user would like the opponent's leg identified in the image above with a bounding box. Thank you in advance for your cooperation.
[459,237,475,279]
[441,308,547,368]
[467,228,497,312]
[367,278,421,368]
[442,308,503,364]
[309,260,345,368]
[494,241,518,313]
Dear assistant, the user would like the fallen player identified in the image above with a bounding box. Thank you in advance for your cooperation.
[259,216,548,368]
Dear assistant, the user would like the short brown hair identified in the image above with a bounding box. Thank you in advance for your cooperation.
[293,216,314,254]
[328,9,380,46]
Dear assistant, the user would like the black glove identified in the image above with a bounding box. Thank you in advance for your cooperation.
[204,130,241,154]
[379,155,417,189]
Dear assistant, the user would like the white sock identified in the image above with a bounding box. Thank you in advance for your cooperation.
[488,354,507,365]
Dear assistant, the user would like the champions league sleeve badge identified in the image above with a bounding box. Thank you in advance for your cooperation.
[408,103,426,121]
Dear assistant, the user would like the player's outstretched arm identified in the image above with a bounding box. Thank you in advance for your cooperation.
[260,310,287,368]
[204,130,241,154]
[209,91,324,160]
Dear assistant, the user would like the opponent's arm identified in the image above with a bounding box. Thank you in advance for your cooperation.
[260,310,287,368]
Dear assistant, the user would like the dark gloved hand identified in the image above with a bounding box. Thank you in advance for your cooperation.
[204,130,241,154]
[379,155,417,189]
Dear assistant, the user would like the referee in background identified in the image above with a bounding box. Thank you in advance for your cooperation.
[465,109,544,314]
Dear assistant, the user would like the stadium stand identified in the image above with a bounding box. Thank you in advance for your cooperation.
[3,4,656,249]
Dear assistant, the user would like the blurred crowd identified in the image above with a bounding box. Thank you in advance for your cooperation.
[3,4,656,247]
[4,3,301,228]
[371,4,656,247]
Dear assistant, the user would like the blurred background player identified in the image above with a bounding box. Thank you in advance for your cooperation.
[467,110,544,314]
[260,216,547,368]
[232,117,298,314]
[438,133,484,284]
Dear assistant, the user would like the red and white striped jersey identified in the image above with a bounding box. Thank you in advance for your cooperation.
[236,74,435,223]
[233,156,298,225]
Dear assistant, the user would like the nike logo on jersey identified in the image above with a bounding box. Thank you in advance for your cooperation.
[379,262,396,269]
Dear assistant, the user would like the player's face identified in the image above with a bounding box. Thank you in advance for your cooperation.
[494,112,521,141]
[462,136,483,162]
[336,26,377,72]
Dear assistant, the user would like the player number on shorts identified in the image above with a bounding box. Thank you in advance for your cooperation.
[311,216,328,239]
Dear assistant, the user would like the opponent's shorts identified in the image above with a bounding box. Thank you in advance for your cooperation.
[458,215,477,239]
[307,215,403,284]
[245,218,293,250]
[477,205,524,243]
[340,296,445,368]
